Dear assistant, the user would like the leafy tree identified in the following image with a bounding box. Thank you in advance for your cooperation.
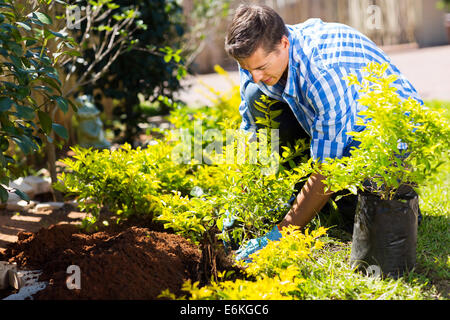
[0,0,77,202]
[71,0,187,142]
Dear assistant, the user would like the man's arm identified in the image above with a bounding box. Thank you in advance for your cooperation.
[278,173,332,230]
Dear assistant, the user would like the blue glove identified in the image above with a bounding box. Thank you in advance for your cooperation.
[235,225,282,262]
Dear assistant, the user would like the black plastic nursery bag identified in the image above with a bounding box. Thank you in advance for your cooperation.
[350,185,419,279]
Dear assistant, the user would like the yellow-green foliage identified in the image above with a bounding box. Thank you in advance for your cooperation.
[57,66,308,243]
[243,226,327,278]
[162,225,427,300]
[57,143,162,225]
[299,62,450,200]
[161,226,326,300]
[151,192,216,244]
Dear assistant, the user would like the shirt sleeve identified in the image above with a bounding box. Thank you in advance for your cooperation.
[306,66,362,163]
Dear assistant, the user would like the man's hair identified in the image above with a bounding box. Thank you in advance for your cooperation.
[225,4,288,60]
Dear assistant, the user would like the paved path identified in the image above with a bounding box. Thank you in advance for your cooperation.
[177,44,450,107]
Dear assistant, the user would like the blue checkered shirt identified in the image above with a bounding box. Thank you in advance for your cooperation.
[238,18,423,162]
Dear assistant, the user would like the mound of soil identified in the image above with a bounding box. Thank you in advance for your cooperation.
[2,223,202,299]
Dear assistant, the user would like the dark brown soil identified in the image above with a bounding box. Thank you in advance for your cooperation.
[2,223,203,299]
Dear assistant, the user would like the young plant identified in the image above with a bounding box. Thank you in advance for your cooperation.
[300,62,450,200]
[215,95,310,248]
[159,226,327,300]
[55,138,204,227]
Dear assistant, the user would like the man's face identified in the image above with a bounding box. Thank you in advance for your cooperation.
[238,35,290,86]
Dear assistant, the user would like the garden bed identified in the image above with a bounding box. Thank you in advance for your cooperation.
[0,220,223,300]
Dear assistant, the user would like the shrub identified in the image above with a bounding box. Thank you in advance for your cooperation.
[55,141,196,227]
[0,0,76,202]
[55,67,309,245]
[300,62,450,200]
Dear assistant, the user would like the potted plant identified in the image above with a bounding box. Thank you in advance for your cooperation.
[299,62,450,278]
[437,0,450,43]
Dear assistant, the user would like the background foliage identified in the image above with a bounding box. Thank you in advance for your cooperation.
[68,0,186,142]
[0,0,76,202]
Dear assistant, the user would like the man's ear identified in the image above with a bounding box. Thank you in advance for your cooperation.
[280,35,289,49]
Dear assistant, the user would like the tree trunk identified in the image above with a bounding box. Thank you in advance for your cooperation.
[46,134,63,202]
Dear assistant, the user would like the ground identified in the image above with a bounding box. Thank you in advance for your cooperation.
[1,222,202,300]
[0,200,86,252]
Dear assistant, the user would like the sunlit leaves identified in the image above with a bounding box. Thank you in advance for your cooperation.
[304,62,450,200]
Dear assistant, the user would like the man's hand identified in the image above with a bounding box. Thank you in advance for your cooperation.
[235,225,282,262]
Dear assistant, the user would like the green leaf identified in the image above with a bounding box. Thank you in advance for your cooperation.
[12,136,32,154]
[38,110,52,134]
[46,72,62,85]
[33,85,54,93]
[14,188,30,202]
[16,87,31,100]
[7,41,23,56]
[49,30,67,39]
[0,185,8,203]
[15,104,35,120]
[40,77,62,94]
[62,50,81,57]
[163,54,171,63]
[33,12,53,25]
[54,96,68,113]
[16,22,32,31]
[25,39,37,47]
[68,98,78,112]
[348,185,358,195]
[0,97,14,112]
[52,123,68,140]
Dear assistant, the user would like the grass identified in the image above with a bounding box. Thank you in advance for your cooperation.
[413,100,450,298]
[299,238,432,299]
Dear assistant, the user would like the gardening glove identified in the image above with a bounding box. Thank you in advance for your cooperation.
[235,225,282,262]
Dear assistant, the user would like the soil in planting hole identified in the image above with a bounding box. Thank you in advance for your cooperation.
[1,223,205,299]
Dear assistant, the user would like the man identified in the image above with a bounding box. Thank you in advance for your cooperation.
[224,4,422,261]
